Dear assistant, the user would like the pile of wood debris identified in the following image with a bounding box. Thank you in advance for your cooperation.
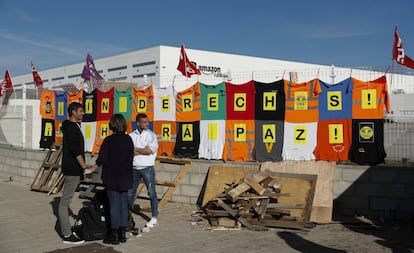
[201,171,315,231]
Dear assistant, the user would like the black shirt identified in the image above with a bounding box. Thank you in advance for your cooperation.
[62,120,85,176]
[349,119,386,165]
[254,80,285,120]
[40,119,55,149]
[96,134,134,191]
[174,121,200,158]
[82,89,97,122]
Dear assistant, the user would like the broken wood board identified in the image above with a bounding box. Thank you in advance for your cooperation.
[227,173,268,202]
[261,160,335,223]
[218,217,240,227]
[244,175,266,195]
[247,218,305,230]
[201,165,259,207]
[216,199,268,231]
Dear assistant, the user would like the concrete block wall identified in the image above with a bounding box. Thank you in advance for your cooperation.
[0,145,48,185]
[1,145,413,221]
[0,145,97,185]
[334,164,414,220]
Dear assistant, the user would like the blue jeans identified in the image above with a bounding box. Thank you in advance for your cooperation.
[107,190,129,229]
[127,166,158,217]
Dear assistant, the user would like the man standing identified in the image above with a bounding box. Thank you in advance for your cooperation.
[59,102,95,244]
[128,113,159,232]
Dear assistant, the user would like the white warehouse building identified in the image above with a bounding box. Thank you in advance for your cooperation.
[11,45,413,92]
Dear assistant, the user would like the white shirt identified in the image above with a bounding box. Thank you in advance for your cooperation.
[198,120,225,160]
[80,122,96,153]
[153,86,176,121]
[282,122,317,161]
[129,129,158,169]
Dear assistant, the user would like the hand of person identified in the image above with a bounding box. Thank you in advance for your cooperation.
[84,164,97,175]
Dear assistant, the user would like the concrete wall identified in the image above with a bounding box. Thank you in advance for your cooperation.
[1,145,413,221]
[0,145,48,185]
[334,163,414,220]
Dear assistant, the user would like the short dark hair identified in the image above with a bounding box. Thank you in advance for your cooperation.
[109,114,127,134]
[67,102,83,117]
[136,113,148,122]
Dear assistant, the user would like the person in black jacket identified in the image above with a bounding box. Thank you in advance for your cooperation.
[59,102,96,244]
[96,114,134,245]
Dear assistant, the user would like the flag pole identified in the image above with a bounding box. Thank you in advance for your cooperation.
[22,82,26,149]
[390,24,398,91]
[183,44,189,81]
[9,70,17,101]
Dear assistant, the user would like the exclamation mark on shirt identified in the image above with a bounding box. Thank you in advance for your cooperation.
[367,93,371,105]
[334,128,338,140]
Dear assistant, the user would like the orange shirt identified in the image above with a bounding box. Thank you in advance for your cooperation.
[176,83,201,122]
[153,121,176,156]
[54,120,63,144]
[126,120,133,135]
[351,76,390,119]
[92,121,112,155]
[223,120,255,161]
[40,90,56,119]
[68,89,83,105]
[314,119,351,162]
[132,85,154,122]
[284,79,321,123]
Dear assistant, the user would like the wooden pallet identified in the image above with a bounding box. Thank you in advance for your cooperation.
[77,156,192,213]
[30,143,63,193]
[134,156,192,213]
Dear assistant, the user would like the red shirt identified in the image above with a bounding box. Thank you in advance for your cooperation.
[226,80,256,120]
[96,87,114,121]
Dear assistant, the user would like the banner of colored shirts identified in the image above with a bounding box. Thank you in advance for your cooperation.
[38,76,390,165]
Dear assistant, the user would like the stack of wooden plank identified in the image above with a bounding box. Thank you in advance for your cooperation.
[30,143,64,195]
[202,171,316,231]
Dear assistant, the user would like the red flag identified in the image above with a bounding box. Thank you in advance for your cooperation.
[392,26,414,70]
[177,45,201,77]
[0,70,13,97]
[31,61,43,90]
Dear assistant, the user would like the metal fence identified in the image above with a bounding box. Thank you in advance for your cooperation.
[1,66,413,162]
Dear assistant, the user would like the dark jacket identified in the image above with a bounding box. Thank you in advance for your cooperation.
[96,133,134,191]
[62,120,85,177]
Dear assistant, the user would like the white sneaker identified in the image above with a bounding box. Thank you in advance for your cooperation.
[146,217,158,228]
[142,217,158,232]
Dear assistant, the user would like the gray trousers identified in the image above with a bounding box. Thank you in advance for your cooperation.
[58,175,80,237]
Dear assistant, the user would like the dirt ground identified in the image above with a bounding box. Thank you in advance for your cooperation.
[0,180,413,253]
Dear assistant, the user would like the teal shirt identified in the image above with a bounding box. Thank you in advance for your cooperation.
[200,82,226,120]
[114,86,132,120]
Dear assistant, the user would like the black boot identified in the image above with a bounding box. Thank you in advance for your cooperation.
[118,227,127,243]
[103,229,119,245]
[126,211,135,232]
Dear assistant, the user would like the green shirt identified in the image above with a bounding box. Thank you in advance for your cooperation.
[200,82,226,120]
[114,86,132,120]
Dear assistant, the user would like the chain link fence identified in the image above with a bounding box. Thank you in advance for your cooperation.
[1,66,413,162]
